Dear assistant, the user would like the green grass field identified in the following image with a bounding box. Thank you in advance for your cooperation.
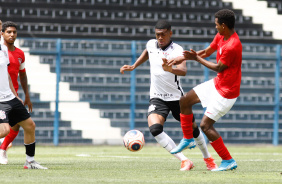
[0,145,281,184]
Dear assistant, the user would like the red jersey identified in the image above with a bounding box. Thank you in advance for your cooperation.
[210,32,242,99]
[7,47,26,93]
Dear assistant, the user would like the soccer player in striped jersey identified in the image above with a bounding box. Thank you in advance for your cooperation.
[120,20,217,171]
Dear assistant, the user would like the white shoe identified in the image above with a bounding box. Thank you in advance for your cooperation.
[24,160,48,169]
[0,149,8,164]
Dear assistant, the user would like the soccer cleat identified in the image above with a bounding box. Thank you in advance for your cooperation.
[170,138,196,154]
[204,156,218,170]
[24,160,48,169]
[211,158,237,171]
[0,149,8,165]
[180,159,194,171]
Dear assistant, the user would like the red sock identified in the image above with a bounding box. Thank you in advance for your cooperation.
[180,113,194,139]
[0,128,19,150]
[210,136,232,160]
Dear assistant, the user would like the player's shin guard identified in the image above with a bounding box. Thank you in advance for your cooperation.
[210,137,232,160]
[180,114,194,139]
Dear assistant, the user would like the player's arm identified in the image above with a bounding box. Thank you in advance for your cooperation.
[19,71,33,112]
[196,46,216,58]
[184,49,228,73]
[120,49,149,74]
[162,58,187,76]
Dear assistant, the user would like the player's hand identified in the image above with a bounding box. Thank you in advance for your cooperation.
[24,97,33,113]
[120,65,134,74]
[183,49,197,60]
[162,58,172,72]
[167,56,185,66]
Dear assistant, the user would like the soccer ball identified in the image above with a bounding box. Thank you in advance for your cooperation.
[123,130,145,152]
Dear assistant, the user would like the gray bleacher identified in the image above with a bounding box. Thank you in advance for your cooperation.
[0,0,279,43]
[259,0,282,14]
[16,88,92,144]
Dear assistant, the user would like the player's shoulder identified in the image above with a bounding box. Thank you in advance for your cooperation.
[0,44,8,51]
[14,47,24,54]
[146,39,158,48]
[171,42,183,50]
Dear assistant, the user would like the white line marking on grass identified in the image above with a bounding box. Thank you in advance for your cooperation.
[76,154,91,157]
[238,159,282,162]
[234,153,282,156]
[98,156,140,159]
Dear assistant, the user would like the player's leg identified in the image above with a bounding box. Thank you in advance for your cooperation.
[148,114,194,171]
[201,91,237,171]
[170,101,217,170]
[0,124,20,151]
[170,89,199,154]
[0,124,18,164]
[0,101,13,164]
[192,122,218,170]
[11,97,47,169]
[148,98,193,171]
[18,117,47,169]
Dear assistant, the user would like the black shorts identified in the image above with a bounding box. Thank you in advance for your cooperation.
[0,97,30,127]
[148,98,180,121]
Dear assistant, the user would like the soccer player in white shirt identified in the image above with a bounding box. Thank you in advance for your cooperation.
[120,20,217,171]
[0,19,47,169]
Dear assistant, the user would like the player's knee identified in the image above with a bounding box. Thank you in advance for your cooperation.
[149,124,163,137]
[0,124,10,137]
[200,123,209,134]
[179,96,191,108]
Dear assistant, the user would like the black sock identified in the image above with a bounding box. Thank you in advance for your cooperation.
[193,126,200,138]
[25,142,36,157]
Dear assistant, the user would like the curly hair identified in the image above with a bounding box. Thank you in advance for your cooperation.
[2,21,17,32]
[155,20,171,30]
[215,9,235,29]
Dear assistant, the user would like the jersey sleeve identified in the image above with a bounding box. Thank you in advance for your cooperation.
[210,33,220,50]
[173,45,184,58]
[19,49,26,72]
[146,39,156,51]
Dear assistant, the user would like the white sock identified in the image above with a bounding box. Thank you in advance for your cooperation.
[194,130,211,158]
[155,131,187,161]
[26,155,34,162]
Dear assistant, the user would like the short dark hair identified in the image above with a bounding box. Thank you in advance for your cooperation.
[2,21,17,32]
[215,9,235,29]
[155,20,171,30]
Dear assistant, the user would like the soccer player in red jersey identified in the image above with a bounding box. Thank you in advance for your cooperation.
[0,21,33,165]
[167,9,242,171]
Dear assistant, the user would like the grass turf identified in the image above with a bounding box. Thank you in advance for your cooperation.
[0,145,281,184]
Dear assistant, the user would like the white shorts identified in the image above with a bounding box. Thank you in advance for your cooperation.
[193,79,237,121]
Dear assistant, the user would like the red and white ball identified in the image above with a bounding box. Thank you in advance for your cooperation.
[123,130,145,152]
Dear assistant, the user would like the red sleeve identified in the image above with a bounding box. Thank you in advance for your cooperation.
[210,33,220,50]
